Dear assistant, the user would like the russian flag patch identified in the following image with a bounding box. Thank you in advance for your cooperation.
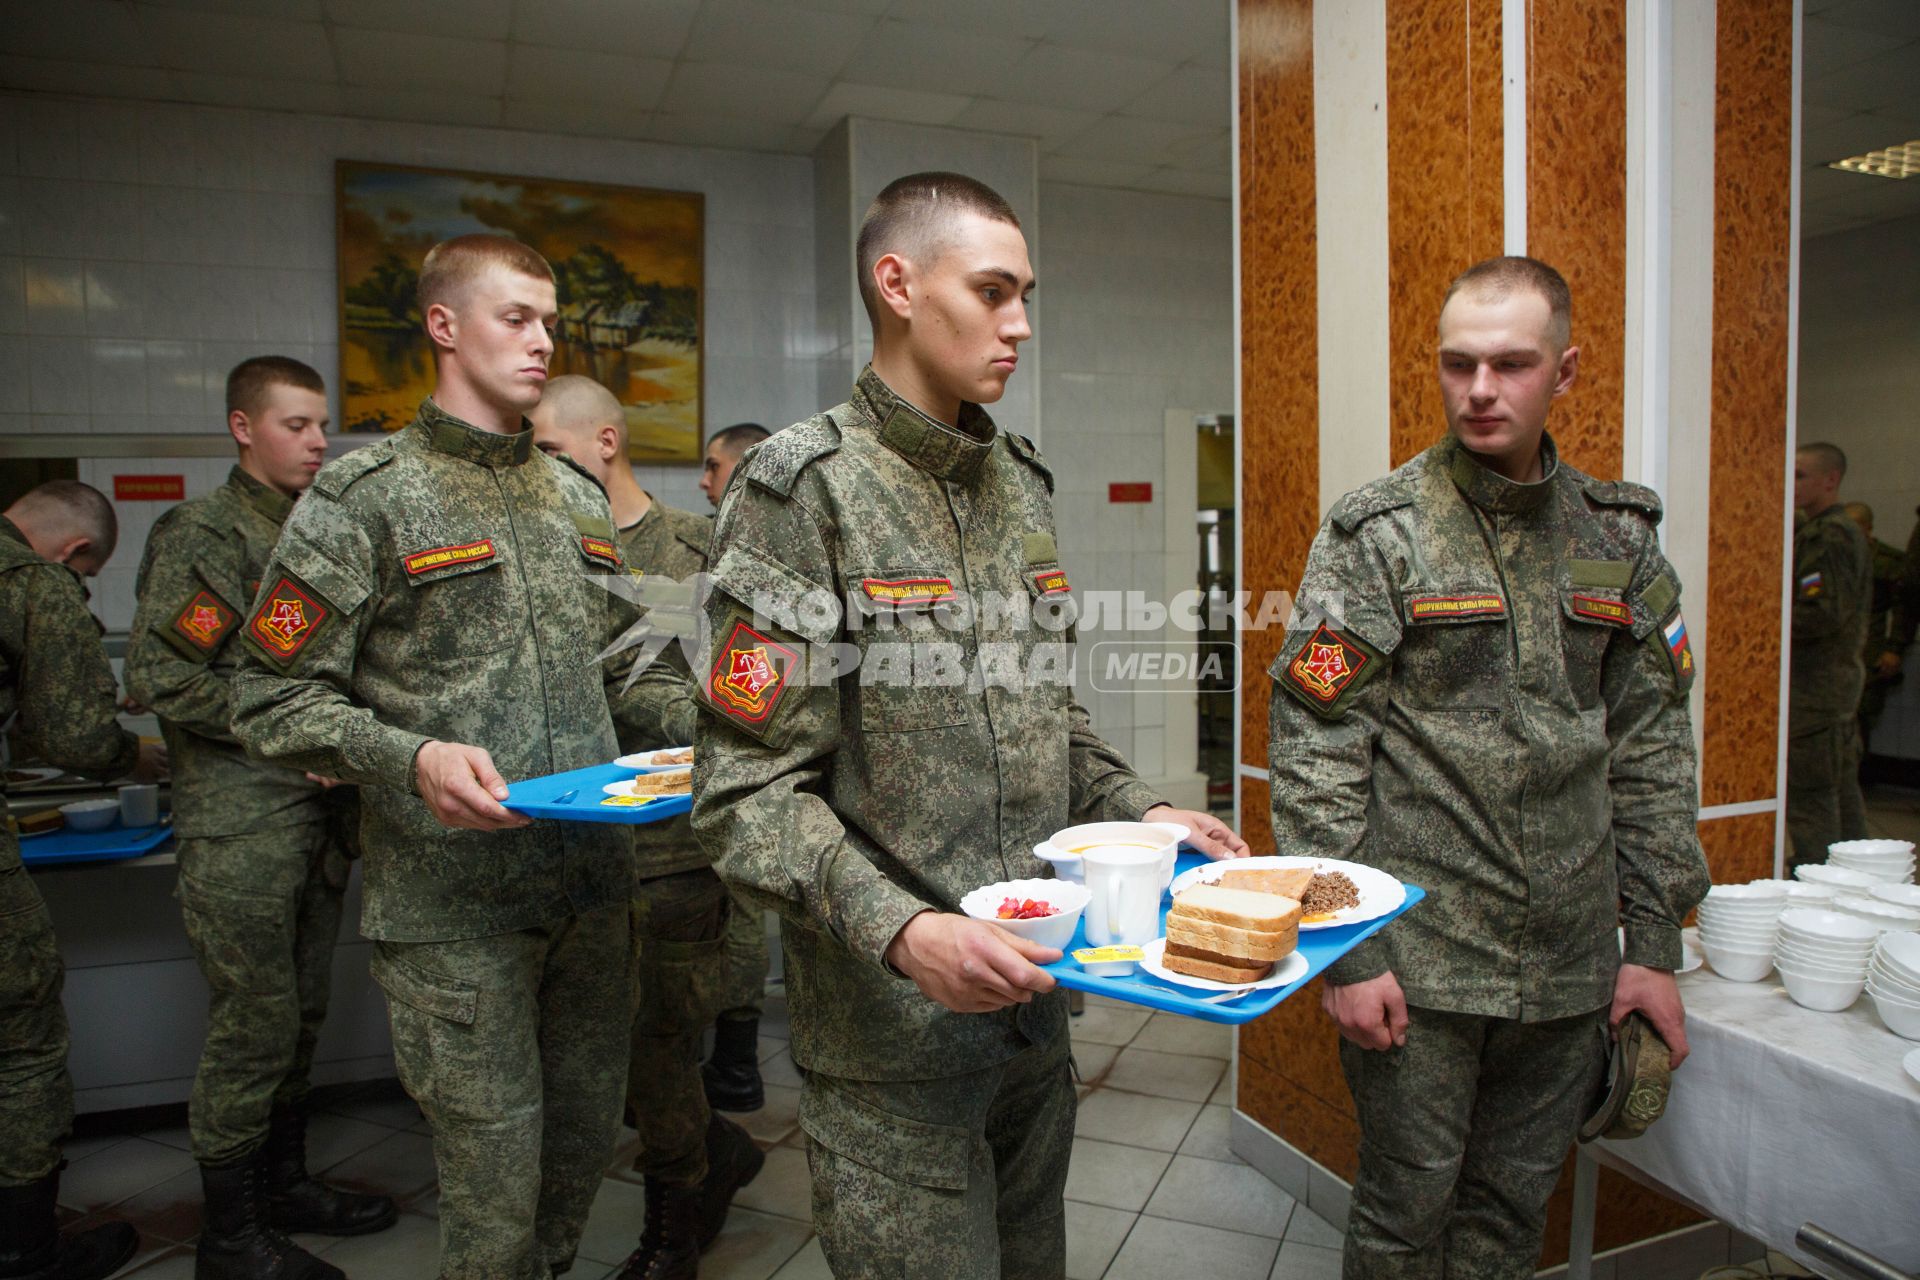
[1661,610,1695,689]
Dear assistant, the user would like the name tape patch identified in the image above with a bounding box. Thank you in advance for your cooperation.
[172,589,236,651]
[1409,594,1505,621]
[1570,594,1633,626]
[861,577,955,606]
[1032,568,1071,596]
[581,536,621,567]
[403,540,496,576]
[707,620,798,725]
[1286,623,1370,705]
[249,576,328,662]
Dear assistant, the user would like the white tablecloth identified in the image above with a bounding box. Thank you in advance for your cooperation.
[1590,946,1920,1275]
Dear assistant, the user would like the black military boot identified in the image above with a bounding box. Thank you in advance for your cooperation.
[615,1181,701,1280]
[694,1114,764,1250]
[0,1170,137,1280]
[261,1106,397,1237]
[700,1016,763,1113]
[195,1153,343,1280]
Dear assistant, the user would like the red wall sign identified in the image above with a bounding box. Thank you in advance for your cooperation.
[1108,482,1153,504]
[114,475,185,501]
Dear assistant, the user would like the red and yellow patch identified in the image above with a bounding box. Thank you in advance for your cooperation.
[707,620,798,725]
[1032,568,1071,596]
[1286,624,1370,705]
[1408,594,1504,621]
[403,540,495,576]
[171,590,235,652]
[249,576,327,662]
[861,577,955,606]
[1570,594,1633,626]
[580,536,621,568]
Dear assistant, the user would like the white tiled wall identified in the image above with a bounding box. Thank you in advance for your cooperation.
[0,88,822,618]
[1037,181,1234,778]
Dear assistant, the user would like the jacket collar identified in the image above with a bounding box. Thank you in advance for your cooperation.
[854,366,997,486]
[227,465,295,525]
[414,398,534,468]
[1444,431,1559,515]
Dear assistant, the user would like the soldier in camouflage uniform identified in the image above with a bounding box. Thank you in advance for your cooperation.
[1787,445,1873,867]
[232,238,664,1280]
[529,376,761,1280]
[1844,502,1907,747]
[1,482,163,1280]
[695,421,774,1117]
[1270,258,1710,1280]
[125,358,396,1280]
[690,174,1245,1280]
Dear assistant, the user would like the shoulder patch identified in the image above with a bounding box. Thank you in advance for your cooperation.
[246,574,331,670]
[744,416,839,499]
[1005,432,1054,494]
[171,588,238,655]
[1329,480,1414,534]
[705,617,801,738]
[1277,623,1387,719]
[1583,478,1664,524]
[311,441,394,500]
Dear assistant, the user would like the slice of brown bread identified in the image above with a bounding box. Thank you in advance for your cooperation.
[1166,917,1298,962]
[1168,883,1302,932]
[1219,866,1314,901]
[1162,948,1272,984]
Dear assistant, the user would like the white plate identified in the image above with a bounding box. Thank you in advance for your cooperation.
[602,771,690,799]
[3,766,63,786]
[614,747,695,773]
[1141,938,1310,993]
[1168,855,1406,930]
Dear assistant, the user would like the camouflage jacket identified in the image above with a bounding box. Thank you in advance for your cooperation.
[691,367,1163,1081]
[1865,536,1905,664]
[0,517,139,874]
[615,496,711,879]
[1268,434,1709,1021]
[1789,505,1871,728]
[229,400,651,942]
[125,466,328,838]
[1893,508,1920,656]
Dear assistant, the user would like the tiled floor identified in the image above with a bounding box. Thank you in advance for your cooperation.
[63,993,1342,1280]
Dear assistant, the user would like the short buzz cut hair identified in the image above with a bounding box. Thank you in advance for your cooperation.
[417,234,556,314]
[856,172,1021,328]
[1798,441,1848,478]
[8,479,118,561]
[707,422,770,460]
[1443,255,1573,350]
[1844,500,1874,527]
[226,355,325,419]
[537,374,629,453]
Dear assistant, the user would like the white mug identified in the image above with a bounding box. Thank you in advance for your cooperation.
[118,783,159,828]
[1082,844,1164,947]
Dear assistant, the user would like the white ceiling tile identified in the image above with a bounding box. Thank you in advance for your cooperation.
[803,82,972,132]
[323,0,513,39]
[507,44,673,111]
[1128,166,1230,199]
[503,98,652,139]
[1002,43,1180,114]
[332,27,509,93]
[172,72,345,115]
[511,0,700,59]
[0,56,179,100]
[1051,114,1219,167]
[1116,64,1229,128]
[950,98,1101,150]
[1803,111,1917,164]
[783,0,892,13]
[880,0,1054,40]
[136,8,335,78]
[140,0,324,16]
[0,0,153,63]
[654,60,830,121]
[338,86,503,129]
[1800,15,1909,74]
[645,113,801,153]
[843,18,1036,91]
[1034,0,1228,65]
[1817,0,1920,40]
[1038,155,1154,188]
[680,0,877,76]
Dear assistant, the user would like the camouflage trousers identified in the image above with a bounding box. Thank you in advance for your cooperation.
[0,862,72,1186]
[716,884,768,1021]
[628,867,728,1187]
[371,904,632,1280]
[177,821,347,1164]
[1787,721,1867,869]
[801,1025,1075,1280]
[1339,1004,1609,1280]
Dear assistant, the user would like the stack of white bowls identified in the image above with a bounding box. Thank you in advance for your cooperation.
[1867,932,1920,1039]
[1696,884,1789,981]
[1868,883,1920,912]
[1773,908,1877,1011]
[1795,863,1878,893]
[1831,893,1920,935]
[1826,839,1915,884]
[1747,877,1838,907]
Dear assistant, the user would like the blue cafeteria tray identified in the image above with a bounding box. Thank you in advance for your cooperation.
[1042,851,1425,1024]
[20,819,174,866]
[503,762,692,825]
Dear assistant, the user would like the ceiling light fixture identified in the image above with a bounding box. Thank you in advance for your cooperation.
[1828,140,1919,180]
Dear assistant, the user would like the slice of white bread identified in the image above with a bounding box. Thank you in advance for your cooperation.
[1162,947,1273,984]
[1166,917,1298,963]
[1168,883,1302,932]
[1219,866,1314,901]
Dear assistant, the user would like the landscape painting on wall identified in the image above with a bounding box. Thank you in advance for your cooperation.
[336,161,704,462]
